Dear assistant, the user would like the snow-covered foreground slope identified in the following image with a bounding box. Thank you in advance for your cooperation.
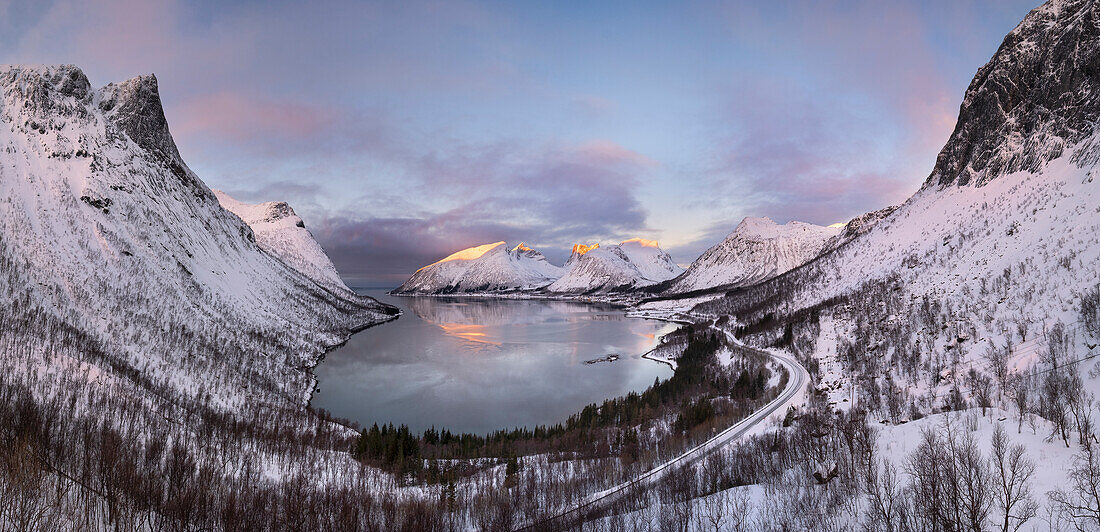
[214,189,350,292]
[546,239,683,293]
[665,217,840,294]
[593,409,1075,531]
[394,241,563,293]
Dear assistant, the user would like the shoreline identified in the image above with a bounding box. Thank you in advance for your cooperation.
[385,289,642,308]
[306,291,702,436]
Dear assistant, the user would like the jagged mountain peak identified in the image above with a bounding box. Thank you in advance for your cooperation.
[510,241,551,261]
[566,243,600,267]
[925,0,1100,188]
[571,243,599,255]
[99,72,183,165]
[1,64,205,198]
[213,190,350,292]
[0,64,92,106]
[548,239,682,294]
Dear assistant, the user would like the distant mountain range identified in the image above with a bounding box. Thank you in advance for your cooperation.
[392,218,863,297]
[393,238,684,295]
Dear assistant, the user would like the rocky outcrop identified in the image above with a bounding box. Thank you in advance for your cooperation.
[926,0,1100,187]
[99,74,183,165]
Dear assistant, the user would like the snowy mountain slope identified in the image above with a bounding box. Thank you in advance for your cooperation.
[697,0,1100,404]
[821,205,897,253]
[547,240,683,293]
[0,64,395,411]
[394,241,563,293]
[214,189,350,292]
[664,217,840,294]
[618,238,684,281]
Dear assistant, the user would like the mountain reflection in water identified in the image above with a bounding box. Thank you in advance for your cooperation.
[311,290,675,434]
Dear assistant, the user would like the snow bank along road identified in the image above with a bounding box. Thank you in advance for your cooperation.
[516,326,809,530]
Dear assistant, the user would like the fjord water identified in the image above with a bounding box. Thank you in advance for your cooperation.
[311,290,675,435]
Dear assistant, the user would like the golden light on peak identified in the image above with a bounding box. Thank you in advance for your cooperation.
[415,241,505,272]
[571,243,599,255]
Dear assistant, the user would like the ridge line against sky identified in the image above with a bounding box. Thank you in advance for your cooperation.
[0,0,1041,284]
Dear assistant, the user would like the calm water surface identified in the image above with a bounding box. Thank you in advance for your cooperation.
[311,289,675,435]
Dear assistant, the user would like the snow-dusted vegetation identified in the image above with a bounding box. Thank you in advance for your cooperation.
[11,0,1100,529]
[0,64,406,529]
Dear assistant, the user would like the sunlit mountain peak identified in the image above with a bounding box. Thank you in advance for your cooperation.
[571,243,600,255]
[416,241,505,272]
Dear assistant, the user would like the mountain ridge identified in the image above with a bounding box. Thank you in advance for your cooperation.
[662,217,840,294]
[394,238,683,295]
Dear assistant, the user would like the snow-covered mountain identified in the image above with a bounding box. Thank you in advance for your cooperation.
[618,238,684,281]
[394,241,563,294]
[664,217,840,294]
[396,238,683,295]
[698,0,1100,407]
[214,189,349,292]
[547,239,683,293]
[0,64,395,412]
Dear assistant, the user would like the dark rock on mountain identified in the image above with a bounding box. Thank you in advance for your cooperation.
[100,74,183,165]
[928,0,1100,188]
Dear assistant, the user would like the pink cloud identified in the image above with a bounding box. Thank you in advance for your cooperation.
[173,92,339,144]
[574,139,659,168]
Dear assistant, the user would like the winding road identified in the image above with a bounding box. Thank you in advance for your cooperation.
[516,322,809,530]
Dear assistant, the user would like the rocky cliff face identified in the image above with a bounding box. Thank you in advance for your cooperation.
[99,74,183,165]
[927,0,1100,188]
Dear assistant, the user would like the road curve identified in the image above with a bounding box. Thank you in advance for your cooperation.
[515,325,809,530]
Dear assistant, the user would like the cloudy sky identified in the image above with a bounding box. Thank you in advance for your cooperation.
[0,0,1040,285]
